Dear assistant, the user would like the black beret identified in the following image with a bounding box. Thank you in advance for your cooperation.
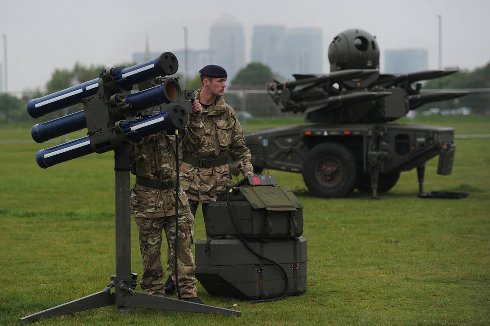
[199,65,227,78]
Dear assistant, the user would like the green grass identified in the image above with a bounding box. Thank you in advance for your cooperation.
[1,116,489,325]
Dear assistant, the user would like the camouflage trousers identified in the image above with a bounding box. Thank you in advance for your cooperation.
[165,200,209,275]
[135,211,197,298]
[189,200,210,234]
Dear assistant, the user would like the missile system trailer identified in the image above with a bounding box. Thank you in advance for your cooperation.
[245,29,468,198]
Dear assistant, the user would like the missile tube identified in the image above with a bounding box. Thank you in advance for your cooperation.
[27,52,178,118]
[35,109,185,168]
[30,78,181,143]
[31,111,87,143]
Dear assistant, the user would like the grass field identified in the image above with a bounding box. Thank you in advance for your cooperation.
[1,116,489,325]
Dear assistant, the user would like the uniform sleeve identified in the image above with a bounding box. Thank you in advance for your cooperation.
[184,89,205,148]
[229,112,254,177]
[183,111,204,149]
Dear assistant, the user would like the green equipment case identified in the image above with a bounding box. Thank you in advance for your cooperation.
[206,184,303,238]
[195,236,307,300]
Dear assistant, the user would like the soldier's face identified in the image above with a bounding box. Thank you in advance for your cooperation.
[204,77,227,96]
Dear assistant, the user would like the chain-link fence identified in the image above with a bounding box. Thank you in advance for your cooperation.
[1,88,490,124]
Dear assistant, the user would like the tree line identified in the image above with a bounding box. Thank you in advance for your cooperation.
[1,60,489,123]
[423,63,490,114]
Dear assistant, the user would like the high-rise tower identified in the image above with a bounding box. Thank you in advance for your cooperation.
[251,25,287,78]
[209,15,245,81]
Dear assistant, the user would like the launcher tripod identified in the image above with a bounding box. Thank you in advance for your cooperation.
[20,145,240,323]
[21,52,240,322]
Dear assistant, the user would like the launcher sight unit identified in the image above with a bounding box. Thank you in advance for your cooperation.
[246,29,469,198]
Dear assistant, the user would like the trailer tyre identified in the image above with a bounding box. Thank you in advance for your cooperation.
[356,171,401,193]
[302,142,357,198]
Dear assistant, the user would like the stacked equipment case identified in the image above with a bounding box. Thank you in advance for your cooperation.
[195,175,307,300]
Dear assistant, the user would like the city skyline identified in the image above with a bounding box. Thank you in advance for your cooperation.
[0,20,467,93]
[252,25,324,79]
[208,14,245,81]
[2,0,490,93]
[132,18,325,83]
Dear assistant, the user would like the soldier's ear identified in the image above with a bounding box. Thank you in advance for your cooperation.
[202,77,211,87]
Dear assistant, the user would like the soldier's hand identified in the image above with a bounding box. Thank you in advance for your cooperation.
[192,100,202,114]
[244,171,254,177]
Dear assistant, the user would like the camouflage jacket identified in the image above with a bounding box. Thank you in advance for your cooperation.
[130,131,190,218]
[181,90,253,202]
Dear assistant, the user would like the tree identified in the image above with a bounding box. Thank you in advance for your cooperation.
[73,63,105,83]
[187,74,202,91]
[0,93,25,122]
[46,62,131,94]
[424,63,490,114]
[46,68,74,93]
[42,68,78,120]
[227,63,280,117]
[231,62,275,88]
[425,63,490,89]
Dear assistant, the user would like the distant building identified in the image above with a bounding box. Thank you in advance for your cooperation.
[251,25,287,78]
[283,27,323,77]
[209,15,245,81]
[132,20,324,84]
[384,48,428,74]
[251,26,323,79]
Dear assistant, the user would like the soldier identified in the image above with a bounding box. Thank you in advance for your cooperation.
[164,64,254,294]
[130,130,202,304]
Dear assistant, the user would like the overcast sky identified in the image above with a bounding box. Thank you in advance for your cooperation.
[1,0,489,93]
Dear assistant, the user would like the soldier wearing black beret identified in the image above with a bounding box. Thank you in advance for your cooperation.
[199,64,228,78]
[163,65,253,294]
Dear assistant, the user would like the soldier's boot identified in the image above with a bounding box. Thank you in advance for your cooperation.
[164,275,176,295]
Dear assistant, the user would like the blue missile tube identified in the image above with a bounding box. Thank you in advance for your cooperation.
[31,111,87,143]
[36,136,92,169]
[35,110,183,168]
[124,81,179,112]
[30,79,180,143]
[111,52,178,89]
[27,52,178,118]
[118,111,182,142]
[27,80,99,118]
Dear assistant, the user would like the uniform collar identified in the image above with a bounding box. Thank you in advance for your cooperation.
[196,89,227,115]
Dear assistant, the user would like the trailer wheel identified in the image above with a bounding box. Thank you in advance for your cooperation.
[302,142,357,198]
[356,171,401,193]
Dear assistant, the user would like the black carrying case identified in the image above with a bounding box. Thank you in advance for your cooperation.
[195,237,307,299]
[206,184,303,238]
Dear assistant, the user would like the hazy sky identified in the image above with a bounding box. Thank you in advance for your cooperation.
[1,0,489,93]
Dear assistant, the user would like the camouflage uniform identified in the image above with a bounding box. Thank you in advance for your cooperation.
[180,89,253,214]
[130,131,197,298]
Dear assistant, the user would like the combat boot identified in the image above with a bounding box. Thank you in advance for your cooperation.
[164,275,176,295]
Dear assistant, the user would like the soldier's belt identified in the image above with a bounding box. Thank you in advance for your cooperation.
[136,176,175,190]
[182,156,228,168]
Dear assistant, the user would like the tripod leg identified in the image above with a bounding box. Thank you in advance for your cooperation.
[417,164,426,195]
[122,292,240,316]
[19,289,115,323]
